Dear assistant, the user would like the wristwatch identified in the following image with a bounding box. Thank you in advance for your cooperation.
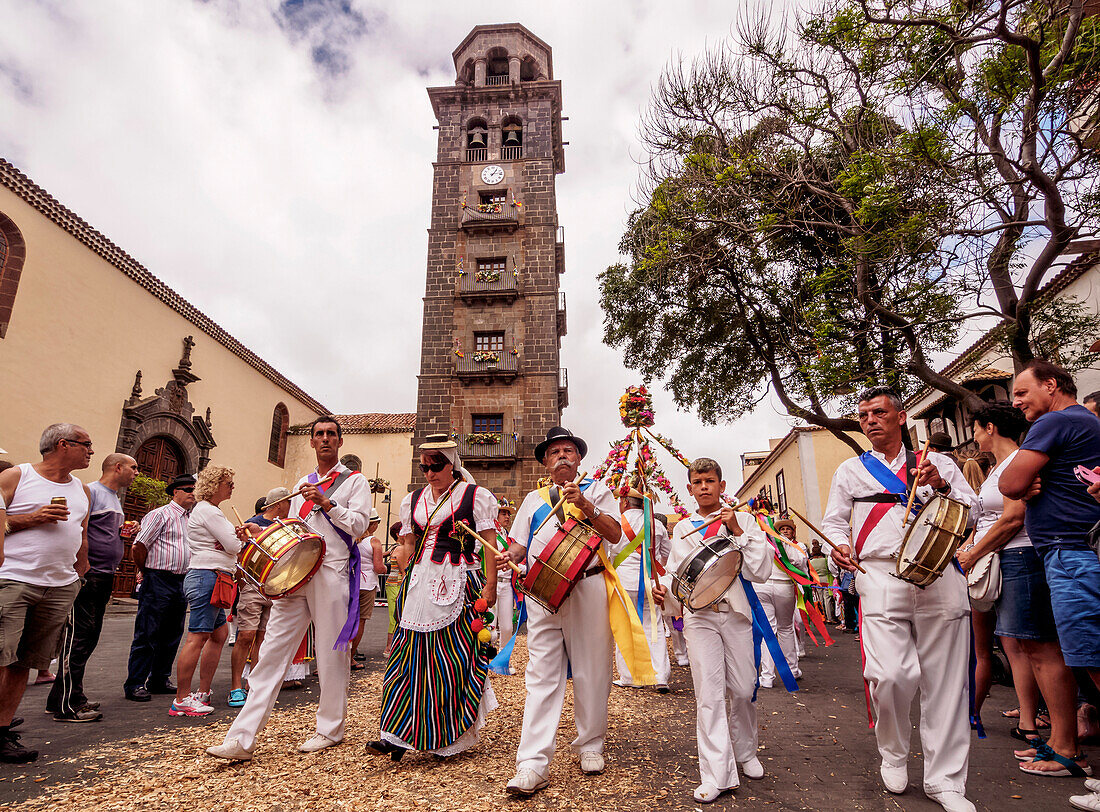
[935,482,952,495]
[588,505,603,520]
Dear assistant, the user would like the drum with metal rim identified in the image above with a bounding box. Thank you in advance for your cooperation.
[895,494,970,588]
[518,518,603,613]
[238,518,326,599]
[671,538,743,612]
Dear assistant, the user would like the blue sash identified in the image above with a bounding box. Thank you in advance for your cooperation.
[858,452,922,518]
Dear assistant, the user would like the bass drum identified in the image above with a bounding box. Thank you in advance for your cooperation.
[671,538,743,612]
[895,494,970,587]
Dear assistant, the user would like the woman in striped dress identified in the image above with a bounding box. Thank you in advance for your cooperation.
[366,434,499,759]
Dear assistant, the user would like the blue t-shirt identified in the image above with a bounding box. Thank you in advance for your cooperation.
[247,514,275,529]
[1019,404,1100,549]
[87,481,125,575]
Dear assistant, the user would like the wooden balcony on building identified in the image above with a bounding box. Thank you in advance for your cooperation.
[557,291,567,336]
[456,433,517,467]
[559,367,569,410]
[456,350,519,384]
[461,201,520,231]
[485,74,510,86]
[465,147,488,162]
[456,270,519,304]
[501,145,523,160]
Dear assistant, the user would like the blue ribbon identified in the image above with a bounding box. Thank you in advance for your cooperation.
[741,576,799,695]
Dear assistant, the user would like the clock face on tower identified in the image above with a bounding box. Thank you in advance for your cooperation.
[481,165,505,185]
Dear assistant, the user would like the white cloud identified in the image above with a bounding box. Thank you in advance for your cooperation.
[0,0,804,499]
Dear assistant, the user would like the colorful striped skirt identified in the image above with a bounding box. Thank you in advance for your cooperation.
[379,570,491,752]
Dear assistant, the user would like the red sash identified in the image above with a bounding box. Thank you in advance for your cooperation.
[298,470,356,518]
[853,460,911,556]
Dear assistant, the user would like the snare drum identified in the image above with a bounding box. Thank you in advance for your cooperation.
[518,518,603,613]
[895,495,970,587]
[238,518,326,598]
[671,539,743,612]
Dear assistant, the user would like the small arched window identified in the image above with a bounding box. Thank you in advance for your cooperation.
[269,403,289,467]
[0,212,27,339]
[466,117,488,162]
[486,47,509,85]
[501,115,523,160]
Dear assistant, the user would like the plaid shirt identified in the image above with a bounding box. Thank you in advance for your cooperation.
[134,500,190,574]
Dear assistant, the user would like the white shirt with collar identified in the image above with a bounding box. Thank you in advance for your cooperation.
[289,462,373,571]
[510,478,622,561]
[821,447,978,561]
[666,508,773,620]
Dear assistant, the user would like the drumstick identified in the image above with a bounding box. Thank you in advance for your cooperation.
[230,506,246,527]
[679,513,724,540]
[455,520,523,575]
[902,436,933,528]
[785,506,867,574]
[261,486,308,510]
[532,471,589,536]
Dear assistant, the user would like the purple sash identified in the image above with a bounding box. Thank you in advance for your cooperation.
[307,472,362,652]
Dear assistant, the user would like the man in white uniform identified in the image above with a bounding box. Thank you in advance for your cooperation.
[503,427,623,796]
[659,457,770,803]
[492,499,517,651]
[611,487,671,691]
[207,416,372,761]
[755,518,806,687]
[823,386,978,812]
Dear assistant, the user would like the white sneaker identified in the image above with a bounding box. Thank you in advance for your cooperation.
[693,783,730,803]
[506,768,549,796]
[195,691,213,705]
[926,790,976,812]
[741,756,764,779]
[880,762,907,794]
[1071,791,1100,811]
[298,733,340,753]
[792,668,803,679]
[206,737,253,761]
[1085,779,1100,793]
[579,751,605,774]
[169,694,214,717]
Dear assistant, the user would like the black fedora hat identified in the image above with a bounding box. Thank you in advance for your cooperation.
[535,427,588,464]
[166,473,196,495]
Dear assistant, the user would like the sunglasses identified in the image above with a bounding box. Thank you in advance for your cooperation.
[176,486,195,493]
[419,461,448,473]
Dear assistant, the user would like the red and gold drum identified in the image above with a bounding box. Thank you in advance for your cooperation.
[239,518,325,599]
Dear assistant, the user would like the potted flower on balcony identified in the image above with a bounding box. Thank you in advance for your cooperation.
[466,432,502,445]
[475,268,502,283]
[473,350,501,364]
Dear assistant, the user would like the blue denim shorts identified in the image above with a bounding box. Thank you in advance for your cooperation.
[183,569,227,634]
[1038,545,1100,668]
[994,547,1058,641]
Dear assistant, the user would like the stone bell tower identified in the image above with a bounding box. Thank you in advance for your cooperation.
[412,23,569,499]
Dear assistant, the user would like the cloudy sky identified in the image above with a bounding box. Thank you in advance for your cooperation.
[1,0,831,499]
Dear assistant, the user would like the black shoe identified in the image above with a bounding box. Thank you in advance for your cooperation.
[353,652,366,661]
[125,687,152,702]
[0,731,38,763]
[9,718,23,729]
[147,682,177,694]
[365,739,404,762]
[54,709,103,723]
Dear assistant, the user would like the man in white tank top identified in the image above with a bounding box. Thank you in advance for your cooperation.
[0,424,92,763]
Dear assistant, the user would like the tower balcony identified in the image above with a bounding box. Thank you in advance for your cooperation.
[456,270,518,304]
[456,350,519,384]
[557,291,567,336]
[559,367,569,410]
[556,227,565,274]
[455,433,517,467]
[461,202,520,231]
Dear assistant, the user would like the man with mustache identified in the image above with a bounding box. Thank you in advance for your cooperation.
[502,427,623,796]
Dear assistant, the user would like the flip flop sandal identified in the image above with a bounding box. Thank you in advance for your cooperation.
[1019,744,1093,777]
[1002,707,1021,718]
[1036,713,1052,729]
[1011,727,1043,743]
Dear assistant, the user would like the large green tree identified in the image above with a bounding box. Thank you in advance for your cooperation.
[602,0,1100,449]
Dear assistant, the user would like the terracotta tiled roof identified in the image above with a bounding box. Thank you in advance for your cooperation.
[906,248,1100,407]
[0,159,329,415]
[289,413,416,435]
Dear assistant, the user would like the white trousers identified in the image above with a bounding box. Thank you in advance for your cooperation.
[494,577,514,646]
[663,598,689,665]
[683,607,758,790]
[615,589,671,685]
[756,581,800,681]
[225,564,351,751]
[857,559,971,794]
[515,574,611,775]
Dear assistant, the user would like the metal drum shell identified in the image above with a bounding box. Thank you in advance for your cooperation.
[239,518,326,599]
[519,518,602,614]
[895,495,970,588]
[671,539,743,612]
